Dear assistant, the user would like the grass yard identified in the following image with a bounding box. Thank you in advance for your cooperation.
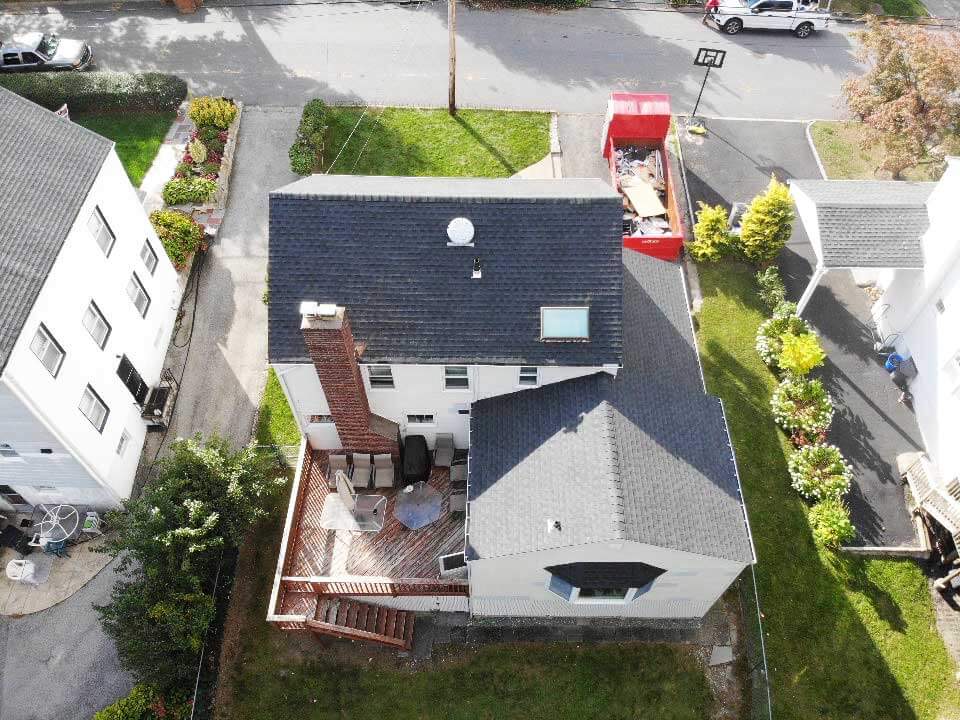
[73,111,174,187]
[256,368,301,448]
[696,261,960,720]
[829,0,927,16]
[323,107,550,177]
[810,121,957,181]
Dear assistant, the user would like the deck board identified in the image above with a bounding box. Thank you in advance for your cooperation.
[286,449,466,580]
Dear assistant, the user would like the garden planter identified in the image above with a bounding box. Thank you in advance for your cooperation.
[173,0,202,14]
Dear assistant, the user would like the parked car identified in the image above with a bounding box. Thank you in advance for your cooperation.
[0,33,93,72]
[711,0,830,37]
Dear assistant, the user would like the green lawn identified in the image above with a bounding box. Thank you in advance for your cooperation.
[73,111,174,187]
[829,0,927,15]
[256,368,301,448]
[810,121,957,181]
[323,107,550,177]
[696,261,960,720]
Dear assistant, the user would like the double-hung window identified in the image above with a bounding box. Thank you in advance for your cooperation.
[406,413,435,425]
[79,385,109,432]
[30,325,65,377]
[140,240,159,275]
[368,365,394,389]
[541,307,589,340]
[82,301,111,349]
[87,207,115,256]
[126,273,150,317]
[443,366,470,391]
[519,366,539,386]
[116,430,131,456]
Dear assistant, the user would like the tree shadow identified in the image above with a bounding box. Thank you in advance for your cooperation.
[828,552,908,634]
[453,113,517,174]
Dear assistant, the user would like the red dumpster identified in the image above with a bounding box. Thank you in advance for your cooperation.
[601,92,683,261]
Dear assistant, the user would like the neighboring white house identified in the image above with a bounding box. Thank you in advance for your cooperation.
[265,176,755,646]
[791,159,960,540]
[0,88,182,511]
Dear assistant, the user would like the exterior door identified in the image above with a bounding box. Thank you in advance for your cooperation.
[766,1,797,27]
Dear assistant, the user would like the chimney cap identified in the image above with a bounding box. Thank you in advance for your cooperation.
[300,301,340,318]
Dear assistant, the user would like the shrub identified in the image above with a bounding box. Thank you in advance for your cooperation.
[187,96,237,130]
[197,126,220,143]
[738,176,795,264]
[778,332,826,377]
[809,498,856,549]
[162,177,216,206]
[756,312,812,368]
[289,99,329,175]
[187,137,207,165]
[201,162,220,176]
[0,72,186,113]
[150,209,204,269]
[174,162,192,178]
[771,376,834,439]
[92,684,191,720]
[788,443,852,501]
[205,137,225,154]
[756,266,786,310]
[688,203,733,262]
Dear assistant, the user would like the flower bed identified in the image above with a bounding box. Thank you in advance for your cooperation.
[165,97,238,206]
[771,376,834,442]
[788,443,852,502]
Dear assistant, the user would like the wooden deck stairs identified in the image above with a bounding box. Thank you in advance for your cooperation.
[306,597,415,650]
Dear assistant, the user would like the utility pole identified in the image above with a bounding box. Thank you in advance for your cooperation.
[448,0,457,115]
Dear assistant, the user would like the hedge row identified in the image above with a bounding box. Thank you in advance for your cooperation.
[0,72,187,113]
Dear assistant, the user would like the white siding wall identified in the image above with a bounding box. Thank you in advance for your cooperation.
[469,541,745,619]
[273,362,612,450]
[874,160,960,486]
[0,150,182,507]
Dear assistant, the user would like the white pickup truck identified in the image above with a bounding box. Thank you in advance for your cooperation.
[711,0,830,38]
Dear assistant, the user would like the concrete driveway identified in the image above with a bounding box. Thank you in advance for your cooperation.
[680,118,920,546]
[0,108,300,720]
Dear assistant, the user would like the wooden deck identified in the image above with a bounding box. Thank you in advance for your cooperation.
[283,449,467,580]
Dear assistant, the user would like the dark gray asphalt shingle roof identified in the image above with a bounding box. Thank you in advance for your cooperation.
[791,179,935,269]
[468,250,754,564]
[0,87,113,374]
[268,176,623,366]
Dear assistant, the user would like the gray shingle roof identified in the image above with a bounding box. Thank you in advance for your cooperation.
[468,250,754,564]
[0,87,113,374]
[791,179,935,268]
[268,176,623,366]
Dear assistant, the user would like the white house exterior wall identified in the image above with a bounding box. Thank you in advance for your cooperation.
[273,362,612,450]
[468,541,745,619]
[874,161,960,486]
[0,150,182,508]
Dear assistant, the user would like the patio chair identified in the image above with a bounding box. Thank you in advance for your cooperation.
[335,471,386,532]
[327,454,350,489]
[450,461,467,487]
[434,433,455,468]
[352,453,372,489]
[449,490,467,513]
[373,454,395,488]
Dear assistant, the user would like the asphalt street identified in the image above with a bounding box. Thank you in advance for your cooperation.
[1,1,861,119]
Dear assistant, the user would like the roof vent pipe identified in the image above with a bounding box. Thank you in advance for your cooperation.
[472,257,482,280]
[447,217,475,246]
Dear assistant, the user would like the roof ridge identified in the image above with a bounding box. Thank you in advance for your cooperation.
[0,85,115,151]
[601,397,627,541]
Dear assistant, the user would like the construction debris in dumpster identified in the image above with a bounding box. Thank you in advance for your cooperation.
[615,145,670,237]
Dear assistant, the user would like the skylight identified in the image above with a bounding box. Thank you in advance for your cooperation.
[541,307,589,340]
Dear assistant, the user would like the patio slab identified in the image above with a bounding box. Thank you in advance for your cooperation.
[0,537,111,617]
[679,118,920,547]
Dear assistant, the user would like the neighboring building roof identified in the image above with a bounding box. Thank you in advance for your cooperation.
[791,179,935,269]
[0,87,113,374]
[268,176,624,366]
[468,250,754,564]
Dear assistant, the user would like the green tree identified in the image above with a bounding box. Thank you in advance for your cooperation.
[842,19,960,178]
[97,435,283,689]
[688,202,732,262]
[738,176,794,265]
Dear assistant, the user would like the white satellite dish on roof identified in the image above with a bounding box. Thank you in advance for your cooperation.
[447,217,475,246]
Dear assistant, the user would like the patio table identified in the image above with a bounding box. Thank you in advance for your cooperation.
[395,481,442,530]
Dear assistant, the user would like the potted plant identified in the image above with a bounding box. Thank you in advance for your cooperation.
[173,0,202,14]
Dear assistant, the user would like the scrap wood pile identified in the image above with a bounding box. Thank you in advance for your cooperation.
[615,145,670,237]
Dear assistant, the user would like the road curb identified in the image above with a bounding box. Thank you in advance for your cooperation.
[805,120,829,179]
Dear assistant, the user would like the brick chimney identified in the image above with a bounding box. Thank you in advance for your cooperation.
[300,303,398,456]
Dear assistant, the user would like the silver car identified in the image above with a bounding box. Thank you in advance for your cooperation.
[0,33,93,72]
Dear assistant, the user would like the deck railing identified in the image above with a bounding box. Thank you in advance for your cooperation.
[280,575,469,597]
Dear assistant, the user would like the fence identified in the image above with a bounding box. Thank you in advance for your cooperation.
[736,565,774,720]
